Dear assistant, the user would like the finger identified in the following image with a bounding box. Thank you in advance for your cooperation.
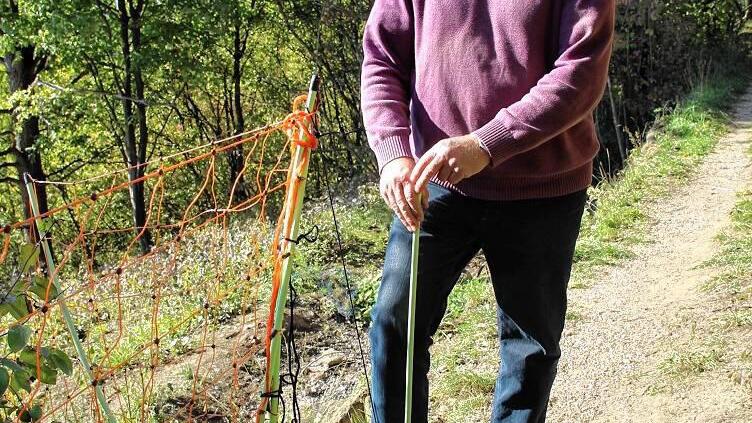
[421,187,429,210]
[410,151,436,188]
[385,186,398,216]
[394,184,418,231]
[403,183,423,223]
[388,184,413,231]
[380,186,389,205]
[413,156,446,194]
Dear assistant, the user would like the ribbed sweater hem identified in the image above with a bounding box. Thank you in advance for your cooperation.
[372,135,412,172]
[432,162,593,201]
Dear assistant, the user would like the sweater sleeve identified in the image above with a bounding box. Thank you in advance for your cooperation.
[473,0,615,168]
[361,0,415,172]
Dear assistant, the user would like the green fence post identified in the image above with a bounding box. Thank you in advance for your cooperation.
[23,174,116,423]
[265,74,320,423]
[404,213,420,423]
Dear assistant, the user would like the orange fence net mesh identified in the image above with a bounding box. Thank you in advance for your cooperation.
[0,96,317,422]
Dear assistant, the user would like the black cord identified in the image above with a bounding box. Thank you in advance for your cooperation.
[282,280,302,422]
[316,135,377,422]
[283,225,319,245]
[262,268,309,422]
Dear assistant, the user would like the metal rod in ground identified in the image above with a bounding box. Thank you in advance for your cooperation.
[404,212,421,423]
[23,173,117,423]
[266,73,320,423]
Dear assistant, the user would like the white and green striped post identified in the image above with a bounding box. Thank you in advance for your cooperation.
[23,174,116,423]
[265,74,320,423]
[404,202,421,423]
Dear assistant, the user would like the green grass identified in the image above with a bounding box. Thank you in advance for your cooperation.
[430,277,498,421]
[650,337,728,394]
[573,72,748,278]
[658,340,727,378]
[703,190,752,303]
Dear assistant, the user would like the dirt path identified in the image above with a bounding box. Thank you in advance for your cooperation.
[548,88,752,422]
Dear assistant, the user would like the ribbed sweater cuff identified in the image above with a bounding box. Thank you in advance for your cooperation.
[473,118,517,168]
[372,135,413,172]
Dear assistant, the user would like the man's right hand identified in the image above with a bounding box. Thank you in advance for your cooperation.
[379,157,428,232]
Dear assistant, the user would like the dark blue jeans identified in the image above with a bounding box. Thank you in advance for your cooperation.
[369,183,586,423]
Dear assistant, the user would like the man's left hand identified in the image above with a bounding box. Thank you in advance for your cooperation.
[410,134,491,193]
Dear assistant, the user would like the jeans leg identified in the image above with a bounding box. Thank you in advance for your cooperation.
[481,191,587,423]
[370,184,480,423]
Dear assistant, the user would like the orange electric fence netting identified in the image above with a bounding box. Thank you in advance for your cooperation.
[0,96,318,422]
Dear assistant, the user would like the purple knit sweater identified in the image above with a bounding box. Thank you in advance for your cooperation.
[361,0,615,200]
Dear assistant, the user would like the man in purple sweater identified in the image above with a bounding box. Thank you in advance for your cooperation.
[361,0,615,422]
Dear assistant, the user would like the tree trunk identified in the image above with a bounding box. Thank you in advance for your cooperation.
[607,77,627,165]
[3,43,49,232]
[228,17,248,202]
[119,0,152,254]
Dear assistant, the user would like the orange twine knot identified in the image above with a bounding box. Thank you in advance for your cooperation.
[283,95,318,150]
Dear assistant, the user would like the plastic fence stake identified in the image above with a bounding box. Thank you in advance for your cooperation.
[24,173,117,423]
[404,206,420,423]
[266,73,320,423]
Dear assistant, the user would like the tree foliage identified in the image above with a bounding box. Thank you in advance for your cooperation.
[0,0,750,239]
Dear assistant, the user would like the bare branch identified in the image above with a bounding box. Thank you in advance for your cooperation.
[69,70,90,86]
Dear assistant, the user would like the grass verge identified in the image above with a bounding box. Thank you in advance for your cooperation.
[571,72,748,286]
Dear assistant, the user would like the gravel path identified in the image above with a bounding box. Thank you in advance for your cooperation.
[548,88,752,422]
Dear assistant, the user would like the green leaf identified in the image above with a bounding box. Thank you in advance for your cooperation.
[10,280,27,294]
[18,404,41,423]
[7,325,32,353]
[0,367,9,397]
[8,295,29,320]
[29,404,42,421]
[29,276,58,300]
[47,349,72,376]
[0,358,23,373]
[10,368,31,392]
[0,302,10,318]
[19,244,39,273]
[38,364,56,385]
[18,403,43,421]
[17,348,39,367]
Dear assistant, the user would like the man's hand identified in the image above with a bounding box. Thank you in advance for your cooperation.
[410,134,491,193]
[380,157,429,232]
